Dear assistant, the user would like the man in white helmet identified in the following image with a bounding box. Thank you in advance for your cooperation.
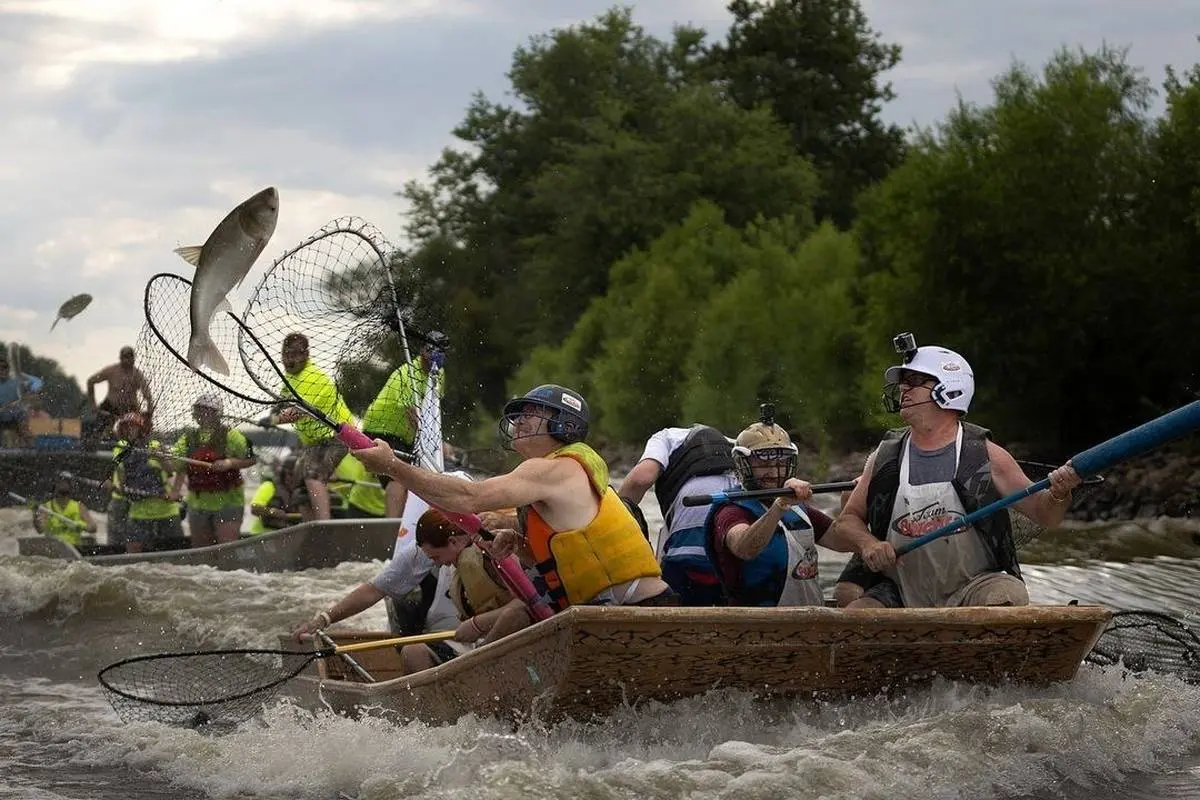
[827,334,1083,609]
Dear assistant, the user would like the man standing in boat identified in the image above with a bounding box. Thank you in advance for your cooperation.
[84,346,154,442]
[360,332,448,518]
[169,394,257,546]
[114,412,184,554]
[273,333,356,521]
[352,383,676,634]
[828,333,1083,608]
[702,411,837,607]
[619,424,738,606]
[0,352,43,447]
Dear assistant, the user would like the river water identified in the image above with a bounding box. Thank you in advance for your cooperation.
[2,488,1200,800]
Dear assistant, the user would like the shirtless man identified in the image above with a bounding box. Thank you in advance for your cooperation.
[354,384,674,643]
[86,347,153,437]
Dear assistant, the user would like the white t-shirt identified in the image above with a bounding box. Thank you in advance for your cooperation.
[638,427,737,544]
[368,470,473,633]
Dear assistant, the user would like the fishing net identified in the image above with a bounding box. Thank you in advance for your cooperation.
[1009,460,1105,548]
[137,216,445,470]
[97,648,322,727]
[1084,609,1200,684]
[136,275,271,437]
[237,216,445,470]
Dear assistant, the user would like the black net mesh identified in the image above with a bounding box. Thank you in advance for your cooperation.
[98,648,321,727]
[237,216,445,469]
[1009,461,1105,549]
[137,216,445,471]
[137,273,275,436]
[1084,610,1200,683]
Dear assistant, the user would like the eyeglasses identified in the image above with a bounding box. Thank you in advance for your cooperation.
[896,372,937,388]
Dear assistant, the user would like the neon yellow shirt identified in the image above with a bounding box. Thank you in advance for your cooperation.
[280,361,354,446]
[360,362,443,441]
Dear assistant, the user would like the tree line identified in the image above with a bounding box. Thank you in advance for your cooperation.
[387,1,1199,460]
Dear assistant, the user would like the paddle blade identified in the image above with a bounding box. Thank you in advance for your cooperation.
[97,648,319,727]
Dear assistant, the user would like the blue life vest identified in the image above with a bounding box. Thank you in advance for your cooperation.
[703,494,812,606]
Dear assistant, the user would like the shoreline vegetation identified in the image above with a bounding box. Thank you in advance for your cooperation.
[7,4,1200,524]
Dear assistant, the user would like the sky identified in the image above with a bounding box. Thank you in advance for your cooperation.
[1,0,1196,399]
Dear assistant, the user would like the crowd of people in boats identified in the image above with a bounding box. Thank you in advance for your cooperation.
[13,334,444,551]
[289,331,1083,679]
[12,328,1086,679]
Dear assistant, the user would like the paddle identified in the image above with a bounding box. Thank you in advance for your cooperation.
[681,480,859,507]
[895,400,1200,557]
[58,470,163,502]
[7,491,87,530]
[97,629,456,727]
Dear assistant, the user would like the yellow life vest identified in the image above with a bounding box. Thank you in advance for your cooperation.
[44,498,85,546]
[521,442,661,608]
[449,546,513,619]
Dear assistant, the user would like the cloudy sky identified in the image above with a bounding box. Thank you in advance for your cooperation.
[1,0,1196,400]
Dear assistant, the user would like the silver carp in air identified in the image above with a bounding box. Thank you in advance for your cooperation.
[49,293,92,331]
[177,187,279,375]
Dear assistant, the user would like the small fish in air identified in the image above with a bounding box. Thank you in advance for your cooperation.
[49,293,93,331]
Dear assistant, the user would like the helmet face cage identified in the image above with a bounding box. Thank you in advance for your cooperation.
[731,446,798,490]
[498,403,587,449]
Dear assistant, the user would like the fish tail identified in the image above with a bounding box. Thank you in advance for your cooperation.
[50,317,59,332]
[187,330,230,375]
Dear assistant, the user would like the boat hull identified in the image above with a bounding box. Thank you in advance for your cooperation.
[287,604,1112,725]
[17,518,401,572]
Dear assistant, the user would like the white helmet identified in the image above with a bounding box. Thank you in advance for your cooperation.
[884,345,974,414]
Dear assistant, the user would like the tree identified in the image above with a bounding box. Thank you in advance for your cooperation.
[705,0,906,228]
[852,45,1158,451]
[400,6,818,431]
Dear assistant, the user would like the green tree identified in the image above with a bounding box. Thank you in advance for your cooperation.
[401,6,819,431]
[853,45,1157,451]
[705,0,906,228]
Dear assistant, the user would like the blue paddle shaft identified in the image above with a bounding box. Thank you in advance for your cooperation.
[896,400,1200,556]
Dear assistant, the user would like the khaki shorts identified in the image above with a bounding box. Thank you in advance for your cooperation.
[864,572,1029,608]
[949,572,1029,607]
[297,439,348,482]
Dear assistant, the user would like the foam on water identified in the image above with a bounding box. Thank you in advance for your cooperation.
[3,663,1198,800]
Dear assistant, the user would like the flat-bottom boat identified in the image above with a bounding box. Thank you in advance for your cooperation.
[285,604,1112,725]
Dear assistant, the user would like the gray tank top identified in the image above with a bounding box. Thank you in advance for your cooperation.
[908,440,957,485]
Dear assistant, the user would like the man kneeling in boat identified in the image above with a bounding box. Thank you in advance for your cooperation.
[32,478,98,547]
[353,383,675,636]
[703,418,839,606]
[829,335,1083,609]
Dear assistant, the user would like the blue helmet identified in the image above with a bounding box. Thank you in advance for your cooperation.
[499,384,589,446]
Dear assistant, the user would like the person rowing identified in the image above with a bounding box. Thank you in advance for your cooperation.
[828,333,1082,609]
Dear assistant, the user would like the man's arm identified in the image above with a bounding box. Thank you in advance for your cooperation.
[617,458,663,505]
[79,504,98,533]
[85,366,111,405]
[137,369,154,413]
[987,441,1077,528]
[822,450,887,555]
[376,454,575,514]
